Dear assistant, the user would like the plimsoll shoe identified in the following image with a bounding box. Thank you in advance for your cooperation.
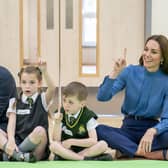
[84,153,113,161]
[0,151,36,162]
[2,153,9,161]
[21,152,36,163]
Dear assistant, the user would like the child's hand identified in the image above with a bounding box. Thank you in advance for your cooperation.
[54,112,63,123]
[62,139,72,149]
[5,140,18,156]
[23,58,47,72]
[37,59,47,73]
[48,152,55,161]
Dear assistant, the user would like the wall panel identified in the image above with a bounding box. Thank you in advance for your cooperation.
[0,0,145,87]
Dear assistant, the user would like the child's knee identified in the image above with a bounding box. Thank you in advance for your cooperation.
[99,140,108,150]
[32,126,47,138]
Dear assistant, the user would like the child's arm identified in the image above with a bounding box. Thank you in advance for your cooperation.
[48,112,62,161]
[6,113,17,155]
[53,113,63,142]
[62,129,97,149]
[38,61,55,106]
[5,99,17,156]
[48,115,54,144]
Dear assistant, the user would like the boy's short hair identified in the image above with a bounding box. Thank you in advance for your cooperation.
[62,81,88,101]
[18,66,42,81]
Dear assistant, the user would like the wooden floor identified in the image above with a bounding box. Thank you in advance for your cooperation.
[98,116,123,128]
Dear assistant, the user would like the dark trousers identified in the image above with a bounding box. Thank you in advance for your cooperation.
[96,117,168,157]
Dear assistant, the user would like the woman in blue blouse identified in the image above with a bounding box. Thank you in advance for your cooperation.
[96,35,168,160]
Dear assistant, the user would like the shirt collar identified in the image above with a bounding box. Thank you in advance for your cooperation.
[22,92,39,104]
[68,109,81,119]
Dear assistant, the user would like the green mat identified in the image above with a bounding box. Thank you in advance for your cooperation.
[0,160,167,168]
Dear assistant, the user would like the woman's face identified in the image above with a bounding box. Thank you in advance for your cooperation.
[142,39,162,72]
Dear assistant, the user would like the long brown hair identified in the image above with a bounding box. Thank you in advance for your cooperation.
[139,35,168,74]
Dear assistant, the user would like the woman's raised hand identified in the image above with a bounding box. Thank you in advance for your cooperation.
[109,48,127,79]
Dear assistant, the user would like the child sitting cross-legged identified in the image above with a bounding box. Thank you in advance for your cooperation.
[4,60,55,162]
[49,81,113,161]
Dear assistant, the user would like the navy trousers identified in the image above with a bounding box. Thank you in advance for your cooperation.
[96,117,168,157]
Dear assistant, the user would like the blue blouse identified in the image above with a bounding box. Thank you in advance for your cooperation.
[97,65,168,135]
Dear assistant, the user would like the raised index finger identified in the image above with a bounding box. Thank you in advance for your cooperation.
[123,48,127,60]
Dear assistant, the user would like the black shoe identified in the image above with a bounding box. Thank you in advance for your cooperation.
[84,153,113,161]
[115,150,128,159]
[0,151,3,161]
[54,154,65,161]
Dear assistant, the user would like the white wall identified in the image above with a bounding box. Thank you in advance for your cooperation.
[0,0,145,87]
[98,0,144,83]
[0,0,20,80]
[77,0,145,86]
[151,0,168,37]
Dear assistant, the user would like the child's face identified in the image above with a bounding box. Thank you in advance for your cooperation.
[62,95,85,115]
[20,72,42,97]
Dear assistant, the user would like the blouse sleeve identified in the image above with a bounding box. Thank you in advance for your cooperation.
[97,66,130,101]
[154,90,168,135]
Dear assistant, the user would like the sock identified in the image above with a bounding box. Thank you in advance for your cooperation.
[19,137,37,152]
[12,150,24,161]
[2,143,7,151]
